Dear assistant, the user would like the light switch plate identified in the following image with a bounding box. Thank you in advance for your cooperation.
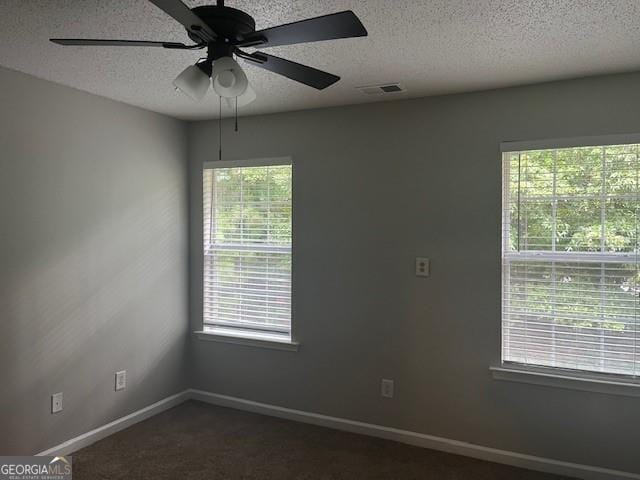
[415,257,430,277]
[51,392,63,413]
[115,370,126,391]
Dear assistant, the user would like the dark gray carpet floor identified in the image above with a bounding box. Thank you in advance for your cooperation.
[72,400,572,479]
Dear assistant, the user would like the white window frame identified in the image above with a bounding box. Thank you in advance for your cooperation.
[494,134,640,395]
[195,157,298,351]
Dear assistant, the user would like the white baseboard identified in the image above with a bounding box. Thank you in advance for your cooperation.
[36,390,190,456]
[35,387,640,480]
[189,389,640,480]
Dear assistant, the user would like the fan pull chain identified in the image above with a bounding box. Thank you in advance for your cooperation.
[218,95,222,161]
[235,96,238,132]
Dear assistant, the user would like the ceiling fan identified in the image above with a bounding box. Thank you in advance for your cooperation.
[50,0,368,105]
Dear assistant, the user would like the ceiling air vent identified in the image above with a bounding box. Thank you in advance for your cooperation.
[356,83,406,95]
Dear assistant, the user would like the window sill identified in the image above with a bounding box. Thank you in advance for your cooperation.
[490,365,640,397]
[194,328,299,352]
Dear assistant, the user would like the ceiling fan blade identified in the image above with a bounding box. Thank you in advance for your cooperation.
[148,0,217,42]
[242,52,339,90]
[50,39,197,49]
[236,11,367,48]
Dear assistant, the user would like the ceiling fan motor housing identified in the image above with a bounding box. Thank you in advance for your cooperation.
[187,5,256,44]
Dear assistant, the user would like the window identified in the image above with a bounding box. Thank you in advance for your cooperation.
[502,138,639,378]
[203,159,292,341]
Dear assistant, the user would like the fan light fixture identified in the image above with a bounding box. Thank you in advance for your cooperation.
[173,61,212,101]
[175,56,255,107]
[235,84,256,107]
[212,56,249,98]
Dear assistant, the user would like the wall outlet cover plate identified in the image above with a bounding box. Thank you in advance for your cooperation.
[51,392,63,413]
[415,257,430,277]
[115,370,126,391]
[381,379,394,398]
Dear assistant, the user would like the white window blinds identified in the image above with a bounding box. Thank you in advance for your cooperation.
[502,143,639,377]
[203,161,292,337]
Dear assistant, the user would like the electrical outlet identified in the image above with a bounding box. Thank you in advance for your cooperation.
[381,379,394,398]
[415,257,430,277]
[115,370,126,391]
[51,392,63,413]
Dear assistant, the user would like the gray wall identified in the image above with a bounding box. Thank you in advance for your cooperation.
[2,62,638,471]
[0,66,190,455]
[189,72,640,474]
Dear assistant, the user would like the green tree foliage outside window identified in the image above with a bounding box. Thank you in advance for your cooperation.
[204,164,292,333]
[503,145,639,376]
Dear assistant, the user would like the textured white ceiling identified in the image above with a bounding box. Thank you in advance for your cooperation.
[1,1,639,120]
